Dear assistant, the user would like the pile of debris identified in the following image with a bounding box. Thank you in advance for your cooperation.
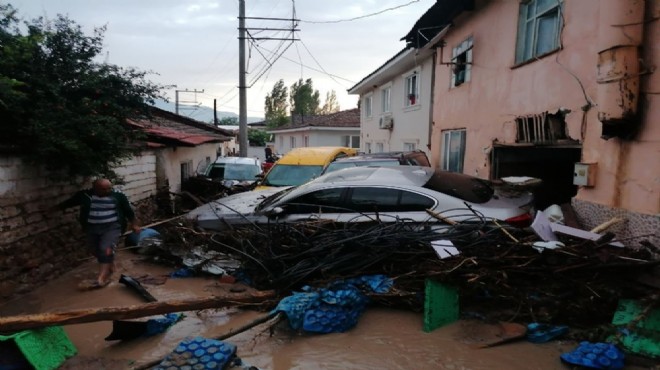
[153,212,659,332]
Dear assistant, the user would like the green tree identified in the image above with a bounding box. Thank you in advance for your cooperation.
[248,128,270,146]
[290,78,320,117]
[217,116,238,125]
[0,5,162,178]
[319,90,340,115]
[264,79,288,127]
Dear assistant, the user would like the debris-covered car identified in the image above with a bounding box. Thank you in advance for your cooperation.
[188,166,534,231]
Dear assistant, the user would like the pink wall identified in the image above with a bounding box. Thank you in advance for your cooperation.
[431,0,659,215]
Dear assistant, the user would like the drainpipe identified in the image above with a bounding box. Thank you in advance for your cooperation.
[596,0,645,139]
[428,50,437,157]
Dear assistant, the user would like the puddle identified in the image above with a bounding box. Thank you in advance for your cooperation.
[0,252,597,369]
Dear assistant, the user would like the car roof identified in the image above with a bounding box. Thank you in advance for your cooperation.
[331,155,401,163]
[213,157,260,165]
[276,147,357,166]
[313,166,434,187]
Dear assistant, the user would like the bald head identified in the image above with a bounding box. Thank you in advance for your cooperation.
[93,178,112,196]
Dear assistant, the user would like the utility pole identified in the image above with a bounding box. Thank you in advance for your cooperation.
[238,0,248,157]
[175,88,204,116]
[237,1,299,157]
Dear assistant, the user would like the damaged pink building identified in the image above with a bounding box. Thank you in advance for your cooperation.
[411,0,659,244]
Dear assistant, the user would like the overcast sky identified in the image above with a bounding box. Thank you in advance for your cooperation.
[11,0,434,118]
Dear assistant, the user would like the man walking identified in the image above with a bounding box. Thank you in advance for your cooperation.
[54,178,140,288]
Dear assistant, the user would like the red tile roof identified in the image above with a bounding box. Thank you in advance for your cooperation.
[128,107,233,147]
[268,108,360,131]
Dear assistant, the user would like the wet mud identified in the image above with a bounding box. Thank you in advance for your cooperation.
[0,252,633,370]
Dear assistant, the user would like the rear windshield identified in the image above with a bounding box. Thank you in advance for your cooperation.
[263,164,323,186]
[423,171,494,204]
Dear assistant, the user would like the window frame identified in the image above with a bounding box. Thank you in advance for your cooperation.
[364,94,373,118]
[290,136,296,149]
[404,71,420,107]
[515,0,563,64]
[451,36,473,88]
[441,129,466,173]
[381,85,392,113]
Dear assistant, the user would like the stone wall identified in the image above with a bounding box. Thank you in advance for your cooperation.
[0,153,158,302]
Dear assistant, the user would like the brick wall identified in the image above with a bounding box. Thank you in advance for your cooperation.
[0,153,158,301]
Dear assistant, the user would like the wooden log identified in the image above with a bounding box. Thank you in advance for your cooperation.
[0,290,275,333]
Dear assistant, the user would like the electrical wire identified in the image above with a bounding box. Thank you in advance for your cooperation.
[300,0,421,24]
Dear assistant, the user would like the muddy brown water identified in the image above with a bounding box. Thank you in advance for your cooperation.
[0,252,605,369]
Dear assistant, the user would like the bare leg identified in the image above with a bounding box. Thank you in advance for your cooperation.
[98,263,112,286]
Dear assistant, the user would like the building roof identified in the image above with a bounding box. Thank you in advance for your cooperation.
[127,107,233,147]
[401,0,474,48]
[348,0,474,94]
[268,108,360,132]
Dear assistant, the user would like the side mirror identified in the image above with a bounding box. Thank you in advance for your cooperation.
[265,206,284,218]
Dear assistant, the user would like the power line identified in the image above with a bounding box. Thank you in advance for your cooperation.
[300,0,421,24]
[299,38,344,87]
[253,43,355,84]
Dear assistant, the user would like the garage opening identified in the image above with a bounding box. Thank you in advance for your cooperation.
[491,145,581,211]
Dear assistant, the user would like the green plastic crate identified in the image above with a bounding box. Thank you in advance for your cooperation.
[0,326,77,370]
[423,279,459,332]
[610,299,660,359]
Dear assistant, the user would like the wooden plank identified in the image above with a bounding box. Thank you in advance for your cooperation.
[0,290,275,332]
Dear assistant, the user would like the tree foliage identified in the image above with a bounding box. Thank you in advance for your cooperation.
[290,78,320,117]
[248,128,270,147]
[319,90,340,115]
[217,116,238,125]
[0,4,163,178]
[264,79,288,127]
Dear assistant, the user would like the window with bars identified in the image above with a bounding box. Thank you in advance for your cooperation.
[516,112,567,143]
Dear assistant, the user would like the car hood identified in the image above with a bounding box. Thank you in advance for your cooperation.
[186,187,286,230]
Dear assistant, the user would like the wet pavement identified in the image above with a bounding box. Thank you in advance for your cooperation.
[0,250,638,370]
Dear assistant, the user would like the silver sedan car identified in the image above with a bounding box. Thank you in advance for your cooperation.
[188,166,534,231]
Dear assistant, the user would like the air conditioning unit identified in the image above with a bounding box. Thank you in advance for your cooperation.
[379,116,394,130]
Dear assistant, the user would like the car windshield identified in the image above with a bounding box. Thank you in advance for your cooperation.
[423,171,494,204]
[324,159,400,174]
[208,164,261,181]
[262,164,323,186]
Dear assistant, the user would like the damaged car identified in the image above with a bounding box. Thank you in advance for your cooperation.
[188,166,534,232]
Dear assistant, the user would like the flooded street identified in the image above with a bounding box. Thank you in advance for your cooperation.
[0,251,610,369]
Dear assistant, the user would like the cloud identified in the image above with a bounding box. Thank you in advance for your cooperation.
[11,0,435,116]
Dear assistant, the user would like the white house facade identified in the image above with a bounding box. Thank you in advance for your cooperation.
[348,48,434,156]
[267,109,360,155]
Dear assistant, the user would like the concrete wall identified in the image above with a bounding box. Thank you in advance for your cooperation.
[155,143,221,192]
[0,153,158,300]
[430,1,659,227]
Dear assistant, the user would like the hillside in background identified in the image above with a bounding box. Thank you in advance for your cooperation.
[151,99,263,124]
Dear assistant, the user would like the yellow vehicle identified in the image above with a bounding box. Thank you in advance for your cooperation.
[257,146,357,189]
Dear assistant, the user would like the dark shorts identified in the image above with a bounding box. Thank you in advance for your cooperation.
[86,223,121,264]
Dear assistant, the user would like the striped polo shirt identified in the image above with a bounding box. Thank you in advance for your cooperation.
[88,195,119,224]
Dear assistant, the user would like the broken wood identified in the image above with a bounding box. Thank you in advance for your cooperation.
[0,290,275,332]
[425,208,458,225]
[590,217,625,234]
